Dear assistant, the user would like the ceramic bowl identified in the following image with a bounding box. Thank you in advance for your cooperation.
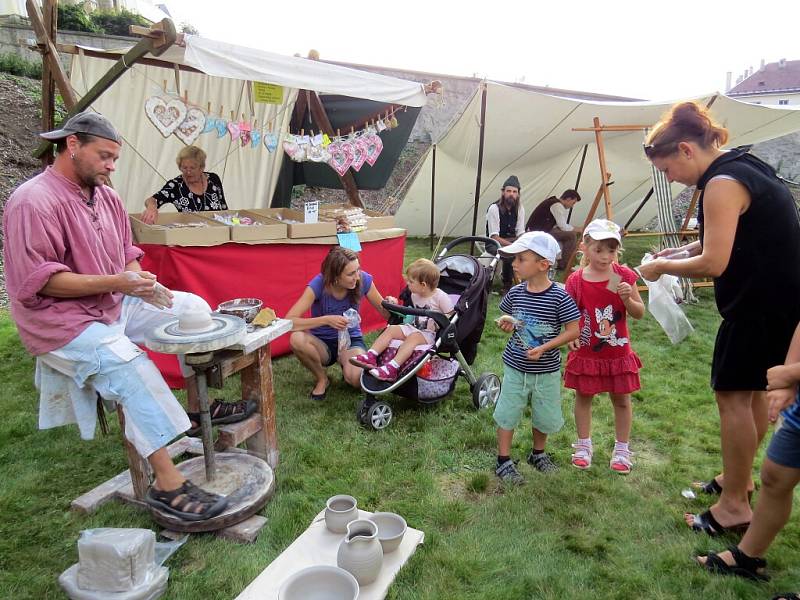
[370,512,407,554]
[278,565,359,600]
[217,298,262,323]
[325,495,358,533]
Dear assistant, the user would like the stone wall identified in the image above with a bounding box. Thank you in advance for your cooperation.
[0,23,137,71]
[752,132,800,182]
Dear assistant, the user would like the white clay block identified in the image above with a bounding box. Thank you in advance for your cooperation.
[77,529,156,592]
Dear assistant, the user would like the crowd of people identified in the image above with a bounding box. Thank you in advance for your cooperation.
[4,100,800,597]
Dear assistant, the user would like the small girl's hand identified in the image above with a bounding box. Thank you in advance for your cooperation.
[568,339,581,351]
[768,386,797,423]
[384,296,399,305]
[526,346,546,361]
[326,315,349,330]
[617,282,632,301]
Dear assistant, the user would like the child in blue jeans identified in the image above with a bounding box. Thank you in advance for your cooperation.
[493,231,580,484]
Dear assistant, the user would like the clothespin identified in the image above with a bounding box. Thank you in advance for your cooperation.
[230,111,235,121]
[219,105,223,117]
[162,79,167,93]
[301,128,305,136]
[183,90,188,105]
[337,128,341,137]
[207,101,211,113]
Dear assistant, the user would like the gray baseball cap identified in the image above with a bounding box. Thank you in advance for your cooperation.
[39,111,122,144]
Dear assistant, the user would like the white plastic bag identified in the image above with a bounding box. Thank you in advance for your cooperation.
[639,253,694,344]
[338,308,361,352]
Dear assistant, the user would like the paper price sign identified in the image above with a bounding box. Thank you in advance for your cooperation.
[253,82,284,104]
[304,200,319,224]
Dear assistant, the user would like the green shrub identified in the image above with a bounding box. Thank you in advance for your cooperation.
[56,4,102,33]
[90,9,149,37]
[0,53,42,78]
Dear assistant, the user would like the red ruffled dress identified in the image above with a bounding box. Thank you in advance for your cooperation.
[564,264,642,395]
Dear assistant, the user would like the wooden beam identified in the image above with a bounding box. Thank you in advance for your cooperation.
[680,188,702,231]
[26,0,77,109]
[40,0,57,167]
[624,230,699,238]
[307,90,363,207]
[562,179,607,272]
[592,117,613,218]
[572,124,651,132]
[55,43,204,74]
[32,18,178,159]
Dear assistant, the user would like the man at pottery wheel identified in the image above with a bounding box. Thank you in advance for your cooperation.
[2,111,237,521]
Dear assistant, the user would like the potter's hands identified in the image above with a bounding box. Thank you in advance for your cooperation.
[117,271,174,309]
[325,315,349,330]
[141,204,159,225]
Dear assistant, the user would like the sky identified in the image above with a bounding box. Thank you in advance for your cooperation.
[159,0,799,102]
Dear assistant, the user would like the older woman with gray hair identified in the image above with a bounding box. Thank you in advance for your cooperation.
[141,145,227,224]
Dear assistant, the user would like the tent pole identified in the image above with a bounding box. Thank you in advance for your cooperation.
[430,144,437,251]
[563,179,609,272]
[568,144,588,223]
[680,188,702,232]
[39,0,57,167]
[592,117,613,219]
[469,83,488,243]
[623,188,654,230]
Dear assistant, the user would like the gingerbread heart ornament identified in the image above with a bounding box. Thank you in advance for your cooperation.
[215,120,228,138]
[327,140,354,176]
[202,117,217,134]
[145,96,188,137]
[264,133,279,153]
[174,107,206,145]
[227,121,241,141]
[250,130,262,148]
[364,133,384,166]
[350,137,369,172]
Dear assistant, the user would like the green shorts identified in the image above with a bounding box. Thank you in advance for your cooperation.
[493,367,564,434]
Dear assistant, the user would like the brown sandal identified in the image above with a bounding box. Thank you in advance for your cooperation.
[146,480,228,521]
[186,399,257,436]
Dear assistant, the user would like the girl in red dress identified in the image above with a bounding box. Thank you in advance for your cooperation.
[564,219,645,474]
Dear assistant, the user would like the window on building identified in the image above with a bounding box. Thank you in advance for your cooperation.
[778,99,789,105]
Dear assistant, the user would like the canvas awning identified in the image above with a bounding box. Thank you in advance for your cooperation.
[396,82,800,236]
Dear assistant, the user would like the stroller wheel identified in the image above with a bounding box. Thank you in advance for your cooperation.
[365,401,393,430]
[472,373,501,409]
[356,395,376,425]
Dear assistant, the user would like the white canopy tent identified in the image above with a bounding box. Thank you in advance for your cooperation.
[66,34,427,214]
[396,82,800,237]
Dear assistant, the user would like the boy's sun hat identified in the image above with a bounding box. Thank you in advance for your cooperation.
[584,219,622,243]
[499,231,560,263]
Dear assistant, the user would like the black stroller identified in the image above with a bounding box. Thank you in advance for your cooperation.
[356,236,503,429]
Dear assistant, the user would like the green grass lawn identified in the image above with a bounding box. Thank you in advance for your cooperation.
[1,236,799,599]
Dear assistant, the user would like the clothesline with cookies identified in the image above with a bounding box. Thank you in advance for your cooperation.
[143,87,403,177]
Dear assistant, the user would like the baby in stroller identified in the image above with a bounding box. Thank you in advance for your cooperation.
[350,259,454,381]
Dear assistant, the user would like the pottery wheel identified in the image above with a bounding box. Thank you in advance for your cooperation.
[145,313,246,354]
[148,453,275,533]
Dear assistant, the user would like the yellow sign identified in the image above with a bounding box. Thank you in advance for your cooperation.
[253,82,284,104]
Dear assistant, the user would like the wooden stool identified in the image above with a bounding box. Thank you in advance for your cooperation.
[71,320,292,541]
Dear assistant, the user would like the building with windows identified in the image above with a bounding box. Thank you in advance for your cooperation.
[726,58,800,106]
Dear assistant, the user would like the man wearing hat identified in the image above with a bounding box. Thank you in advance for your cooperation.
[3,111,229,521]
[486,175,526,295]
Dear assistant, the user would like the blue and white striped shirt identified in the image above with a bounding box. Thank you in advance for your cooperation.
[499,282,580,373]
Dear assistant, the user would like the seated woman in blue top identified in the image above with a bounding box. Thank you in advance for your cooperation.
[286,246,395,401]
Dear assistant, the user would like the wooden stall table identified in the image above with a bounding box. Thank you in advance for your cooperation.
[139,229,407,387]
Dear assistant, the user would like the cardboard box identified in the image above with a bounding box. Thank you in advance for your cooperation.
[198,210,288,242]
[129,213,230,246]
[318,203,395,231]
[248,208,337,239]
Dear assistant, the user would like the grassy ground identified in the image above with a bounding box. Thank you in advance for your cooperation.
[1,236,798,599]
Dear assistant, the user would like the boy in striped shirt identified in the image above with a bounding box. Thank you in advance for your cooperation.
[493,232,580,484]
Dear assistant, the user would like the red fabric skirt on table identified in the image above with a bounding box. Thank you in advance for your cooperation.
[563,351,642,395]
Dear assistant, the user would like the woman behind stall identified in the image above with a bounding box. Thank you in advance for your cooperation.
[638,101,800,536]
[286,247,394,401]
[141,145,227,224]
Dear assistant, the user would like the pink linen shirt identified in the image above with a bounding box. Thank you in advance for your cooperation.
[3,167,144,355]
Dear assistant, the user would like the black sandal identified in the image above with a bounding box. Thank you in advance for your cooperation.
[694,477,754,502]
[698,544,769,581]
[146,480,228,521]
[689,509,750,536]
[186,399,258,435]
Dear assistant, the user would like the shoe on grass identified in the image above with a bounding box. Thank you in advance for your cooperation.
[527,451,558,473]
[610,447,634,474]
[571,440,593,470]
[495,458,524,485]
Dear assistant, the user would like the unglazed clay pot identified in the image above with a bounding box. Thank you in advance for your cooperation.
[325,495,358,534]
[278,565,359,600]
[370,512,407,554]
[336,519,383,586]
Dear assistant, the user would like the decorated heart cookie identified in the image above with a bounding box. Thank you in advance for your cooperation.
[215,120,228,138]
[364,132,384,166]
[306,143,331,163]
[264,132,279,153]
[174,107,206,145]
[202,117,217,134]
[251,130,262,148]
[145,96,188,137]
[227,121,241,141]
[327,139,354,176]
[350,137,369,172]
